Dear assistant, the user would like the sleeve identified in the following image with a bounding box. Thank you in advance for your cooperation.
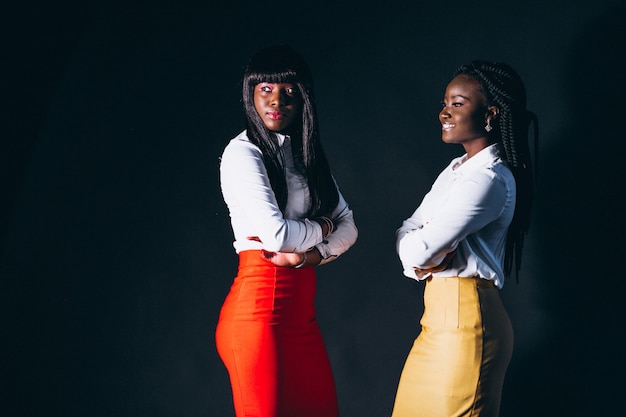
[220,139,324,253]
[314,181,358,265]
[396,170,507,274]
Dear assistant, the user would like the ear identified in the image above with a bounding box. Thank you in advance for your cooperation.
[486,105,500,121]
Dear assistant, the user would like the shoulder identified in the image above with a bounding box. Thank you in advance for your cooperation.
[468,146,514,185]
[488,160,515,186]
[455,158,512,201]
[221,130,262,160]
[464,161,513,194]
[223,130,255,150]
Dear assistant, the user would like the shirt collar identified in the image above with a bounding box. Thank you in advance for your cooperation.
[452,143,501,173]
[275,132,290,147]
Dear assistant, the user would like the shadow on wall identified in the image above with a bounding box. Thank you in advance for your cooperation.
[501,7,626,417]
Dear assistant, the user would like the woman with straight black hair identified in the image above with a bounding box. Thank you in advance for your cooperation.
[216,44,358,417]
[391,60,537,417]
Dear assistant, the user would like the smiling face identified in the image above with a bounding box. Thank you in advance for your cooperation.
[439,74,496,157]
[253,82,302,133]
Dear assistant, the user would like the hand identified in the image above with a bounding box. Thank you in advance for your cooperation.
[414,250,456,279]
[261,250,305,267]
[247,236,307,267]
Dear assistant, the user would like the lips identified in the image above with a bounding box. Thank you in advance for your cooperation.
[267,111,285,120]
[442,122,455,130]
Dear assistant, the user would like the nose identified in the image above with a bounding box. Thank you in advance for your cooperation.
[270,90,284,107]
[270,89,291,107]
[439,106,450,121]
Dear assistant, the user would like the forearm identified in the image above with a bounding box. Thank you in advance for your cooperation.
[316,208,358,264]
[262,246,323,268]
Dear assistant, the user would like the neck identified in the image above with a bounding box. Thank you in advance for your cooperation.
[463,138,490,159]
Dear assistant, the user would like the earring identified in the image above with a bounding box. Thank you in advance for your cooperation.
[485,119,493,132]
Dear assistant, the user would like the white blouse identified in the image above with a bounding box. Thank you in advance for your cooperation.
[396,144,516,288]
[219,130,357,264]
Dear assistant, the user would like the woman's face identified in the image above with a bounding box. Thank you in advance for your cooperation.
[253,82,302,133]
[439,74,493,155]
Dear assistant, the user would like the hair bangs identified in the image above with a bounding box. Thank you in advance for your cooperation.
[246,67,300,86]
[244,45,312,89]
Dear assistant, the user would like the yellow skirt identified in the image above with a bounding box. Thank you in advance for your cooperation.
[391,277,513,417]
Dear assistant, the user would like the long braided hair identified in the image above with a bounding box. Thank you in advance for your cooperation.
[242,44,338,217]
[454,60,538,278]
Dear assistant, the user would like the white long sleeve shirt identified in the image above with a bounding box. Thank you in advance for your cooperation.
[219,130,357,264]
[396,144,515,288]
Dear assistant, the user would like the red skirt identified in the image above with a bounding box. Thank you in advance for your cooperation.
[215,250,339,417]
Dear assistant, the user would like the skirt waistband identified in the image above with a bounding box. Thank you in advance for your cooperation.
[221,250,317,324]
[426,276,496,288]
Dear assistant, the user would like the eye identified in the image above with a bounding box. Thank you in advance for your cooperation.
[259,85,272,93]
[284,86,296,95]
[452,102,463,107]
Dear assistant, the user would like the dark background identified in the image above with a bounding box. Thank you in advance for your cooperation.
[1,0,625,416]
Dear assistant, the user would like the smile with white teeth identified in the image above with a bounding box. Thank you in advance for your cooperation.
[442,122,455,129]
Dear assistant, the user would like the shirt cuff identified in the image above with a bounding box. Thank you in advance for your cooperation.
[315,241,337,265]
[315,241,331,259]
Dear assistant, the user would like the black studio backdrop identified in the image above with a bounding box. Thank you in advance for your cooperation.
[1,1,625,416]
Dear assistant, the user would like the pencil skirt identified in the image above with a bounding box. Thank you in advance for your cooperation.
[391,277,514,417]
[215,250,339,417]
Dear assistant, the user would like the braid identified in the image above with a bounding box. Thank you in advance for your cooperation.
[454,61,538,279]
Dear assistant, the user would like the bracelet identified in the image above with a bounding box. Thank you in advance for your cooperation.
[294,251,307,269]
[319,216,334,236]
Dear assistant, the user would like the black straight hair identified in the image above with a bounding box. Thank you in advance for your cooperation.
[242,44,338,217]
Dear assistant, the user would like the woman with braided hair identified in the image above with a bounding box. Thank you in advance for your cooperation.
[391,60,536,417]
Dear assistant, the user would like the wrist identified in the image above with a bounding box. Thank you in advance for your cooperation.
[293,251,307,269]
[317,216,334,238]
